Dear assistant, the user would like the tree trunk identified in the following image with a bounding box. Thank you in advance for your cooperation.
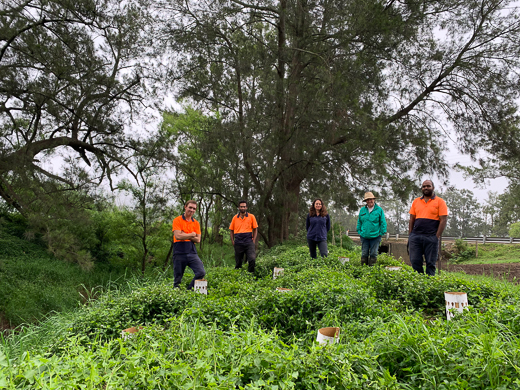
[163,241,174,271]
[265,175,303,247]
[212,196,224,245]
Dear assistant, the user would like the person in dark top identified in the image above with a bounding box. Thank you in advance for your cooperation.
[408,180,448,276]
[306,199,331,259]
[229,200,258,273]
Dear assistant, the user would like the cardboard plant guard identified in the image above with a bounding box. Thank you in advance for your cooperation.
[444,292,468,320]
[273,267,284,280]
[194,279,208,295]
[316,327,340,345]
[121,326,144,339]
[338,257,350,265]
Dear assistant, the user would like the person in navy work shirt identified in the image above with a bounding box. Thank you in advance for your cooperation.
[306,199,331,259]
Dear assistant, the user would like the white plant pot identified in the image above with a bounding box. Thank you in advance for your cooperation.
[194,279,208,295]
[316,327,340,345]
[444,292,468,320]
[276,287,292,292]
[273,267,284,280]
[338,257,350,264]
[385,266,402,271]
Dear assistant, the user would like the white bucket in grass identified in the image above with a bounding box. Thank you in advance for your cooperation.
[338,257,350,264]
[385,266,402,271]
[194,279,208,295]
[276,287,292,292]
[445,292,468,320]
[273,267,284,279]
[316,327,340,345]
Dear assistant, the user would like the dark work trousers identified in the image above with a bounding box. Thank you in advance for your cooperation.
[360,236,381,258]
[234,242,256,273]
[173,253,206,289]
[408,233,439,276]
[307,239,328,259]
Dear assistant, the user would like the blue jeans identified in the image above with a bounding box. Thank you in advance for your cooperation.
[360,236,381,258]
[307,239,328,259]
[408,233,439,276]
[173,253,206,289]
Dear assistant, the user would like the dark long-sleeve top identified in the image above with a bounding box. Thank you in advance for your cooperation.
[306,214,331,241]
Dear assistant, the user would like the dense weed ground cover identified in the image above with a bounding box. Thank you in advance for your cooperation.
[0,231,133,327]
[2,244,520,389]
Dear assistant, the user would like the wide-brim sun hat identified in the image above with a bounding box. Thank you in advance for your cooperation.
[363,192,376,202]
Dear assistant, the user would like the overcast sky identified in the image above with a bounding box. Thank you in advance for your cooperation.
[430,140,509,203]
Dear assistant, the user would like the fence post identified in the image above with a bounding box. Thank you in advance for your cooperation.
[438,236,442,274]
[386,232,390,240]
[483,236,486,244]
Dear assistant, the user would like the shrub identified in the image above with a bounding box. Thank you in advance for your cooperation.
[509,222,520,238]
[451,238,476,263]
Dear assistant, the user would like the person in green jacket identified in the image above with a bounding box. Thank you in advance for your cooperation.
[357,192,387,266]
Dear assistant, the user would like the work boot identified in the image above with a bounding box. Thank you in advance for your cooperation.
[368,256,377,267]
[361,256,368,266]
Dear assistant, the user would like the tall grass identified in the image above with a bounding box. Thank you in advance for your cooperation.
[0,230,137,328]
[196,241,236,268]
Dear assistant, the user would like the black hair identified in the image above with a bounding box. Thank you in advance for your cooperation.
[424,179,435,188]
[238,200,247,206]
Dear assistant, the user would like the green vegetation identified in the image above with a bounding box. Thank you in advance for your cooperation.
[509,222,520,238]
[3,244,520,389]
[448,242,520,265]
[0,224,240,328]
[0,230,133,327]
[449,239,477,263]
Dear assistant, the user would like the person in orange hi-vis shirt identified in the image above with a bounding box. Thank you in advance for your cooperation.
[229,200,258,273]
[172,200,205,289]
[408,180,448,276]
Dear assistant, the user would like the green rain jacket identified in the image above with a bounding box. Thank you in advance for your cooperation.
[356,203,387,239]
